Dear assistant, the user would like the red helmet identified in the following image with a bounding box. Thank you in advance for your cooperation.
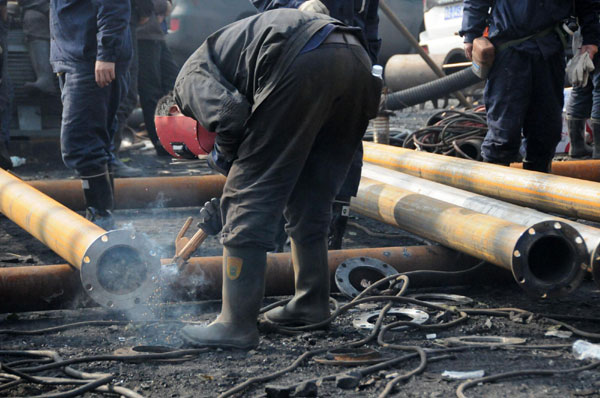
[155,105,216,159]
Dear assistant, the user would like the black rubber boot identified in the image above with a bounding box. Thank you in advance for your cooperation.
[0,140,12,170]
[482,158,510,166]
[81,167,115,230]
[591,118,600,159]
[328,199,350,250]
[264,237,330,327]
[24,40,57,95]
[180,246,267,349]
[567,117,591,158]
[522,158,552,173]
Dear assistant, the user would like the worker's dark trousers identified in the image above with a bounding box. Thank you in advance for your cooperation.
[58,63,129,174]
[220,42,382,250]
[482,47,565,164]
[138,39,179,147]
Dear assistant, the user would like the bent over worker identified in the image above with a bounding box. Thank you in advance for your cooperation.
[460,1,600,172]
[163,9,382,349]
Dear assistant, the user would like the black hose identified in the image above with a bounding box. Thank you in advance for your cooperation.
[386,68,482,111]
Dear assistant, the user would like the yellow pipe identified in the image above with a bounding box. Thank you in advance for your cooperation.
[0,169,104,268]
[353,177,588,298]
[363,141,600,222]
[0,169,160,309]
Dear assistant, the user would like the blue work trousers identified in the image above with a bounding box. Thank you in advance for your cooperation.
[482,48,565,164]
[566,58,600,120]
[58,63,129,174]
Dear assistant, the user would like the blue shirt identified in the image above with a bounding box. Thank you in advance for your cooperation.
[252,0,381,64]
[50,0,132,71]
[460,0,600,58]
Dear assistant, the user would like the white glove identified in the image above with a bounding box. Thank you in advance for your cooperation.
[566,51,595,87]
[298,0,329,15]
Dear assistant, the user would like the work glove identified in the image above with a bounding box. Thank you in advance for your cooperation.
[298,0,329,15]
[197,197,223,236]
[566,51,595,87]
[206,143,233,176]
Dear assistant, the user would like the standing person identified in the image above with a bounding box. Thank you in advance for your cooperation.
[137,0,179,156]
[19,0,57,95]
[157,9,381,349]
[460,1,600,172]
[566,28,600,159]
[49,0,132,229]
[0,0,11,169]
[252,0,381,250]
[109,0,154,178]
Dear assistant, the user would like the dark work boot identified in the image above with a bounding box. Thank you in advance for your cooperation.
[264,237,330,327]
[591,118,600,159]
[81,168,115,230]
[180,246,267,349]
[24,40,57,95]
[567,118,592,158]
[328,199,350,250]
[522,158,552,173]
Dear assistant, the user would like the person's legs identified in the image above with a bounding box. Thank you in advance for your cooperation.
[138,39,167,154]
[522,51,565,172]
[589,65,600,158]
[482,48,532,164]
[58,68,117,228]
[566,76,593,158]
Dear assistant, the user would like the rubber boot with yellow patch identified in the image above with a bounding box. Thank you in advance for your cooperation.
[264,237,330,327]
[180,246,266,349]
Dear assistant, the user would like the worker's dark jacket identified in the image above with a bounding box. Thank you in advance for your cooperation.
[460,0,600,58]
[252,0,380,63]
[174,9,360,155]
[174,9,381,248]
[49,0,132,72]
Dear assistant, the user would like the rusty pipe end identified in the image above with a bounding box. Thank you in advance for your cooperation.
[80,229,161,309]
[512,221,588,298]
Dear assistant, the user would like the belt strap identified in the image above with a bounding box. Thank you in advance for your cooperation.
[497,22,566,52]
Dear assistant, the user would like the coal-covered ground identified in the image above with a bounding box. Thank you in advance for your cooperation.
[1,104,600,398]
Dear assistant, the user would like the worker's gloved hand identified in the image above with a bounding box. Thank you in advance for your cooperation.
[298,0,329,15]
[197,197,222,236]
[566,51,595,87]
[207,143,233,176]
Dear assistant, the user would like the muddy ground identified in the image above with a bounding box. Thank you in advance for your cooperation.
[1,107,600,398]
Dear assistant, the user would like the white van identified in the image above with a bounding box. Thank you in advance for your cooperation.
[418,0,465,58]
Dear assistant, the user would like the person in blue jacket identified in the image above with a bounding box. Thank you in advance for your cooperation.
[49,0,132,229]
[252,0,380,249]
[460,0,600,172]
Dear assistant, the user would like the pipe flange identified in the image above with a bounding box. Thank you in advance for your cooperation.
[512,221,588,298]
[80,229,161,309]
[335,257,398,299]
[353,308,429,331]
[441,335,526,347]
[407,293,473,306]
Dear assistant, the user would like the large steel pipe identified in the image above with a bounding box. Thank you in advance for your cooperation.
[363,164,593,283]
[27,175,227,211]
[353,177,588,298]
[511,159,600,183]
[0,170,160,309]
[363,141,600,222]
[384,52,480,93]
[0,246,483,313]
